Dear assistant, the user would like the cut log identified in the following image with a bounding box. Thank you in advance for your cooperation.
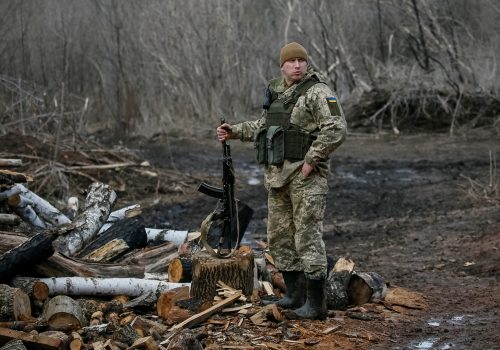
[34,252,145,278]
[118,242,179,266]
[0,285,31,321]
[53,182,117,256]
[156,286,190,321]
[130,336,158,350]
[0,170,31,187]
[0,232,144,279]
[249,304,283,325]
[0,320,48,333]
[326,257,355,310]
[0,214,20,226]
[0,339,27,350]
[10,277,49,303]
[0,328,65,350]
[10,184,71,226]
[167,257,192,283]
[7,194,46,228]
[42,295,86,331]
[39,277,189,297]
[145,229,188,246]
[0,186,22,201]
[84,239,130,262]
[347,271,387,306]
[69,332,82,350]
[190,248,254,300]
[0,232,55,283]
[98,204,142,234]
[164,329,203,350]
[130,317,169,337]
[76,216,147,260]
[0,233,28,254]
[0,159,23,167]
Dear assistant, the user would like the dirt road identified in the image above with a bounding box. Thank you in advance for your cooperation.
[141,129,499,349]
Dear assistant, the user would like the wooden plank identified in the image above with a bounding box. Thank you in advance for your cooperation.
[0,327,65,350]
[168,292,241,331]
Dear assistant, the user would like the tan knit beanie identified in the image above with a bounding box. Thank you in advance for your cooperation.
[280,42,308,66]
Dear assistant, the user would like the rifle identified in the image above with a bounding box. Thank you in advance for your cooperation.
[198,118,240,258]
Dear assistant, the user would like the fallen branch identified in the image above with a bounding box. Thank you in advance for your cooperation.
[53,182,117,256]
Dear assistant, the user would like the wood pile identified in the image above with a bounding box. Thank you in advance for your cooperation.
[0,153,426,349]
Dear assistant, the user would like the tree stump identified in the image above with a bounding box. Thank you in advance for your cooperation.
[0,284,31,321]
[190,248,254,300]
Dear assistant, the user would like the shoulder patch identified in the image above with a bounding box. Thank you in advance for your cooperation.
[326,97,341,115]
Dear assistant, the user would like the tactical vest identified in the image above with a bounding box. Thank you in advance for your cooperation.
[255,76,319,165]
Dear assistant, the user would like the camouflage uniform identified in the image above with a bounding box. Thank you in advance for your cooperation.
[231,68,347,279]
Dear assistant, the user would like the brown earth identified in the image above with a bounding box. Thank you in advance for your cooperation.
[1,129,499,349]
[137,129,499,349]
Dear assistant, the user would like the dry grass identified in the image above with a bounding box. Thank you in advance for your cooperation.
[461,150,499,204]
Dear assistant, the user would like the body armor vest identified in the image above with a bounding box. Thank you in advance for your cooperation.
[255,76,319,165]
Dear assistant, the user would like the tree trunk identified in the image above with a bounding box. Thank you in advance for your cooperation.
[76,216,147,260]
[0,284,31,321]
[53,182,117,256]
[190,249,254,300]
[39,277,189,297]
[42,295,86,331]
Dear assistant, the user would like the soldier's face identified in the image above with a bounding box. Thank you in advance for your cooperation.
[281,58,308,85]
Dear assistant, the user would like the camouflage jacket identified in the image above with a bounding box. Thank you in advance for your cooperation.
[231,69,347,189]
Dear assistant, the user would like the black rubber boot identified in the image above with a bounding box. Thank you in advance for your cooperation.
[285,277,327,320]
[275,271,306,309]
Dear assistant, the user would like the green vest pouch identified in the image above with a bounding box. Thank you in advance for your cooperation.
[254,127,268,165]
[266,126,285,165]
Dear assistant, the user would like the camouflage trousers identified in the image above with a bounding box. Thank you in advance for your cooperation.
[267,170,328,279]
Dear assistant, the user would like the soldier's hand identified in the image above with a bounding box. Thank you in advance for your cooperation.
[301,162,314,177]
[217,123,233,141]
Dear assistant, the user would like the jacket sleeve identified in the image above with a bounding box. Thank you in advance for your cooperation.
[304,84,347,166]
[230,111,266,142]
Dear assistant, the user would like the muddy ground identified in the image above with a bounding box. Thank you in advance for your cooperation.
[2,128,499,349]
[136,129,499,349]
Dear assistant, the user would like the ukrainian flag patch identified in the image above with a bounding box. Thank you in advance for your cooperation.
[326,96,340,115]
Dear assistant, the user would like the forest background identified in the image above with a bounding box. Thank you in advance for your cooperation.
[1,0,499,138]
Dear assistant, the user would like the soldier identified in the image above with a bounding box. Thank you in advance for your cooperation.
[216,42,347,320]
